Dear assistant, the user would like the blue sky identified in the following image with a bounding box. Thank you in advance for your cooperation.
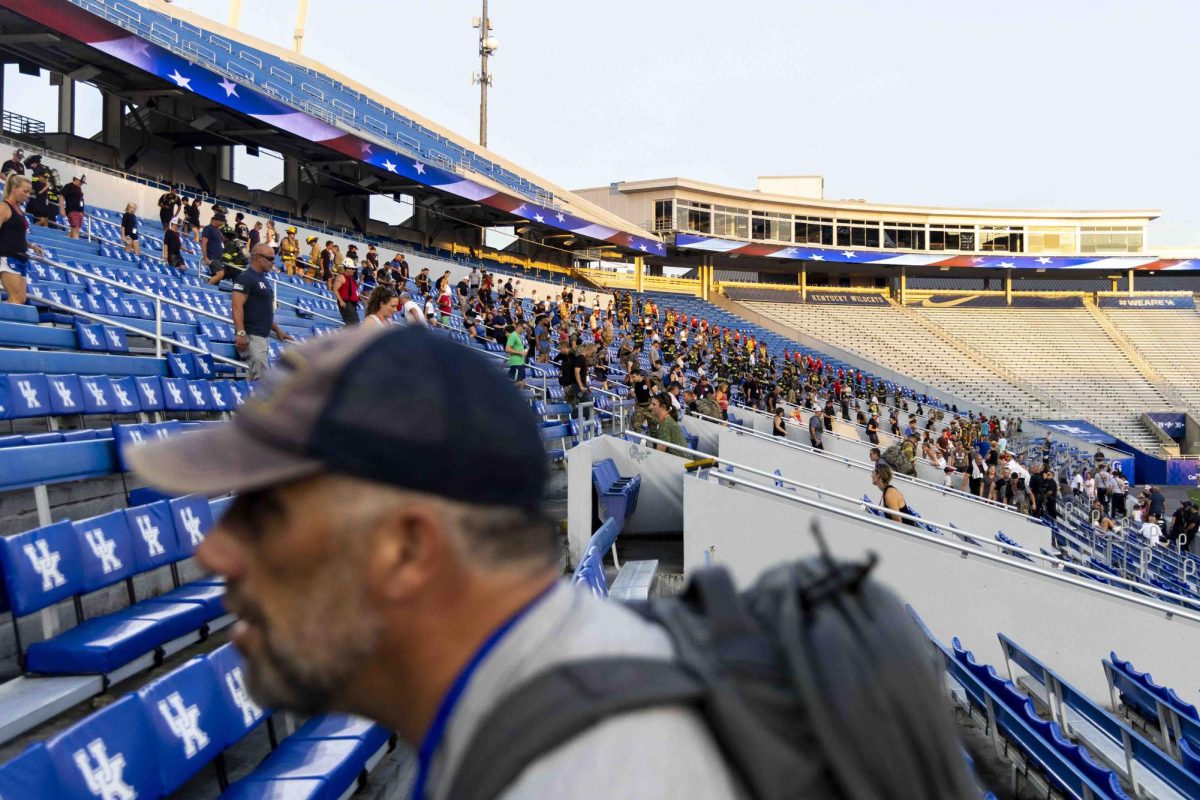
[6,0,1198,244]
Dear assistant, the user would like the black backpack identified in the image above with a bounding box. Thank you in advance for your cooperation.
[446,542,978,800]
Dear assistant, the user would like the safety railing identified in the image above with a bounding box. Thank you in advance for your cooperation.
[31,253,247,364]
[618,429,1200,614]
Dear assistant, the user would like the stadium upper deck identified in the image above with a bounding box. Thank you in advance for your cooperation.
[575,176,1199,276]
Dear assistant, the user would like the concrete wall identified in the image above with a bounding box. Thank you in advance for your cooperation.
[682,477,1200,705]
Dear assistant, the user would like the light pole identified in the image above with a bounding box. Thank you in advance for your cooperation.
[294,0,311,53]
[472,1,499,148]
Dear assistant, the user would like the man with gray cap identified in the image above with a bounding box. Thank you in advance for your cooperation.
[128,327,741,800]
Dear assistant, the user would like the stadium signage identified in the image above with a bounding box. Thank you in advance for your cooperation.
[1166,458,1200,486]
[804,293,889,306]
[1097,295,1195,309]
[1032,420,1117,445]
[1147,412,1186,436]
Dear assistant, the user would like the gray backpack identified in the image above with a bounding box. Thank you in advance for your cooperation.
[446,547,978,800]
[881,443,917,477]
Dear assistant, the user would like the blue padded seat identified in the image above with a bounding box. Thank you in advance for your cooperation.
[0,373,51,419]
[0,741,57,799]
[46,695,163,798]
[233,738,370,798]
[137,657,228,794]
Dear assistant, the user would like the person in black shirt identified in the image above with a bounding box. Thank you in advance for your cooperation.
[184,198,202,242]
[0,149,23,178]
[158,187,181,231]
[162,219,185,270]
[121,202,141,254]
[232,244,294,380]
[61,175,86,239]
[1,174,44,305]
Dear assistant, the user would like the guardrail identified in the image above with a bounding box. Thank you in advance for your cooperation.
[619,430,1200,617]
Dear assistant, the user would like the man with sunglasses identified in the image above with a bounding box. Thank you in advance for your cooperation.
[233,243,293,379]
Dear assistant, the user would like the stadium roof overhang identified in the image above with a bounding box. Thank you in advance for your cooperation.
[665,233,1199,277]
[0,0,663,256]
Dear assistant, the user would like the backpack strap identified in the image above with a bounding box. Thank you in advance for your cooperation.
[443,657,703,800]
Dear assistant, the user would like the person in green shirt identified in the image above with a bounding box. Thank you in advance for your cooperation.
[650,392,689,458]
[505,321,528,389]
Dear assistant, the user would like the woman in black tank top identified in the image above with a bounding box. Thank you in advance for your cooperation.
[872,463,917,526]
[0,174,43,305]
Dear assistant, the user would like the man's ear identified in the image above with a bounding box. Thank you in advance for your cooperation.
[365,504,451,604]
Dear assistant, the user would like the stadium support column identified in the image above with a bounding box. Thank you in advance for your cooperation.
[1128,269,1134,294]
[1004,269,1013,305]
[218,147,233,182]
[101,93,121,150]
[283,155,300,214]
[57,76,75,135]
[635,256,644,292]
[799,263,807,302]
[898,266,907,305]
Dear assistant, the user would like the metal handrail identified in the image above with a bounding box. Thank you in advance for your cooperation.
[618,429,1200,614]
[706,466,1200,621]
[26,291,247,370]
[30,253,254,357]
[685,409,1036,519]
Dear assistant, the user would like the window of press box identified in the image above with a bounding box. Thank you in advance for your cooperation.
[836,220,880,248]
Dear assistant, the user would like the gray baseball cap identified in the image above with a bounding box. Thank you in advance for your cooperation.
[129,327,549,509]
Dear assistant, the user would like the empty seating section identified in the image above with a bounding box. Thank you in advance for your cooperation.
[0,641,392,799]
[738,300,1059,416]
[0,494,227,675]
[913,306,1168,450]
[1103,309,1200,418]
[82,0,559,207]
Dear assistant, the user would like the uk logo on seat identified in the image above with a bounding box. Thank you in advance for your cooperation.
[112,384,134,409]
[166,382,185,406]
[81,327,102,348]
[179,508,206,547]
[226,667,264,726]
[83,529,123,574]
[84,381,108,407]
[157,692,210,758]
[133,514,165,558]
[141,384,158,406]
[23,541,66,591]
[51,379,77,409]
[73,738,135,800]
[16,379,42,409]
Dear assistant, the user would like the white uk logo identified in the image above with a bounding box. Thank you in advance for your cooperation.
[188,385,205,405]
[84,382,108,406]
[209,386,222,405]
[82,328,101,347]
[16,380,41,409]
[174,359,190,376]
[226,668,263,726]
[166,383,184,405]
[23,540,66,591]
[51,380,77,408]
[179,508,205,547]
[112,385,133,408]
[106,329,123,348]
[133,514,164,557]
[140,384,157,405]
[157,692,209,758]
[230,386,244,404]
[72,738,135,800]
[83,529,122,574]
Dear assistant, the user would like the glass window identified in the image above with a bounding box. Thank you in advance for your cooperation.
[795,217,834,245]
[676,201,711,234]
[979,226,1023,253]
[835,219,879,248]
[1026,227,1076,254]
[1080,226,1143,253]
[653,200,673,232]
[928,225,975,252]
[883,224,926,250]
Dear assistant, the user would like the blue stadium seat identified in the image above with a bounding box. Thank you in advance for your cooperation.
[46,695,162,797]
[73,320,108,352]
[79,375,116,414]
[113,421,184,472]
[591,458,640,523]
[161,377,190,411]
[0,741,57,799]
[135,375,166,411]
[137,657,227,794]
[0,373,51,419]
[46,373,85,415]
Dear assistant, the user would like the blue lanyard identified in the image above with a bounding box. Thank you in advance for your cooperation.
[410,581,557,800]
